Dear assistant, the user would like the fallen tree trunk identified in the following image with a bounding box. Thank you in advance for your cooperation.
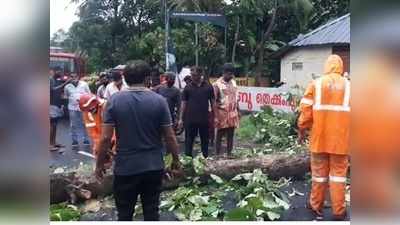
[50,153,310,204]
[205,153,310,180]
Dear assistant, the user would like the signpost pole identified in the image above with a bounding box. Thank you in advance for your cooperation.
[195,22,199,66]
[224,25,228,61]
[170,12,228,67]
[164,0,170,71]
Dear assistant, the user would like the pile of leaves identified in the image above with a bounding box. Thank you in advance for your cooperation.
[50,203,81,221]
[161,155,225,221]
[237,106,306,154]
[160,185,224,221]
[224,169,290,221]
[252,107,298,147]
[161,154,291,221]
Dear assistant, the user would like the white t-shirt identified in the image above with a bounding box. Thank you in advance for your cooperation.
[64,81,91,111]
[97,84,107,99]
[104,80,128,100]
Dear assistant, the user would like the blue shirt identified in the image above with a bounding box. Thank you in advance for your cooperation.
[103,88,172,176]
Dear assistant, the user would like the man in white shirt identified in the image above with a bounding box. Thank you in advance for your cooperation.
[96,72,110,99]
[64,73,92,147]
[104,72,128,100]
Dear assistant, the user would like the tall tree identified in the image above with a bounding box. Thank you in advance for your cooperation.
[236,0,313,79]
[308,0,349,30]
[71,0,126,65]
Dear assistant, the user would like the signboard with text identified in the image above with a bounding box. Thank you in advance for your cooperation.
[171,12,227,27]
[237,86,297,113]
[210,77,256,87]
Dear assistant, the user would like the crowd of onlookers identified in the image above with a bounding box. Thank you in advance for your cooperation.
[49,63,240,158]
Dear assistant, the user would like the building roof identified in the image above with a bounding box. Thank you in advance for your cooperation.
[272,14,350,58]
[289,13,350,47]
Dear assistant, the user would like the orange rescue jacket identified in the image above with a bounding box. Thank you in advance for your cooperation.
[82,106,104,156]
[298,55,350,155]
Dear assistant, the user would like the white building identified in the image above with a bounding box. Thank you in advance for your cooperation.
[280,14,350,89]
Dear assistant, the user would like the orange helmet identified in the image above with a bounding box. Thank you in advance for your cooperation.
[79,94,99,112]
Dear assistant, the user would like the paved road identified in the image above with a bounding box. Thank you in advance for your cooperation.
[49,119,94,170]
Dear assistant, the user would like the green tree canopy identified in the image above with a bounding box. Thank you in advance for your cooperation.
[51,0,349,79]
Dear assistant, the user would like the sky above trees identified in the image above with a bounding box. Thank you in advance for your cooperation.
[50,0,79,36]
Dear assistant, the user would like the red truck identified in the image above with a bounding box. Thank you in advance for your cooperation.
[49,47,86,80]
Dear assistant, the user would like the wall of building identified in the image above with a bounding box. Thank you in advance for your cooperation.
[280,46,332,89]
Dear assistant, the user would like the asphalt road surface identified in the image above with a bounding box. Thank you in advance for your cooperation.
[49,119,94,170]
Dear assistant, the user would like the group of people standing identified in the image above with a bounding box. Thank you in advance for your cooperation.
[49,68,127,151]
[143,64,241,159]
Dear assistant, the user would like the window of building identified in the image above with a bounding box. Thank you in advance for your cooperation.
[292,62,303,71]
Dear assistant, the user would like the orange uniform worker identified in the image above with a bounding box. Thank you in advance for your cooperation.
[297,55,350,220]
[78,93,115,159]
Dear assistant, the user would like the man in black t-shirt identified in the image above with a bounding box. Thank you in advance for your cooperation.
[49,67,71,151]
[155,72,181,125]
[178,66,215,158]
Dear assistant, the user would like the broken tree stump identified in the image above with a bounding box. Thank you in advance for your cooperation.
[50,171,113,204]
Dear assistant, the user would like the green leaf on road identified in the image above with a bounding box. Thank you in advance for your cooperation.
[266,211,281,221]
[189,208,203,221]
[164,154,173,169]
[224,208,255,221]
[210,174,224,184]
[188,195,209,206]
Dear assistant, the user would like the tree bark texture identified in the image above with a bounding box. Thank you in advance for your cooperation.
[255,0,278,77]
[205,153,310,180]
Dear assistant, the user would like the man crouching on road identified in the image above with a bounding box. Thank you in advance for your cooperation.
[95,60,181,221]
